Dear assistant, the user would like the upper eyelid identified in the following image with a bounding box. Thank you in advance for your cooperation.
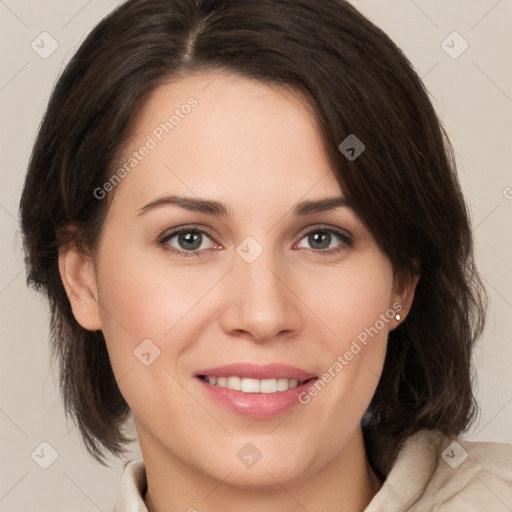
[159,224,217,243]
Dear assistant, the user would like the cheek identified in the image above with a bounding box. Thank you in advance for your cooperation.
[306,254,394,345]
[94,237,216,374]
[98,226,212,323]
[93,243,206,424]
[298,254,393,417]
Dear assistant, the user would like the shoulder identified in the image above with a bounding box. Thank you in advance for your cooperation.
[427,430,512,511]
[366,429,512,511]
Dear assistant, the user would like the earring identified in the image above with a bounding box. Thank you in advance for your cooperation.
[395,313,401,322]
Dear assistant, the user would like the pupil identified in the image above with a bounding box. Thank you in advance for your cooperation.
[310,231,330,249]
[179,232,201,250]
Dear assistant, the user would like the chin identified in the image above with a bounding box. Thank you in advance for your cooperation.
[203,450,313,489]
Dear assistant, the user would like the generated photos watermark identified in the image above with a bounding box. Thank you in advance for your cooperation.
[93,97,198,200]
[298,302,402,405]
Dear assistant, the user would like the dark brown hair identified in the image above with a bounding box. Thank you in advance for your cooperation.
[19,0,486,475]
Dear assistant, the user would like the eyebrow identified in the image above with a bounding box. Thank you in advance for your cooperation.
[137,194,351,218]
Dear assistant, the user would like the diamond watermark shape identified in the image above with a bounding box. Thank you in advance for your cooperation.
[236,236,263,264]
[441,31,469,59]
[31,32,59,59]
[134,338,161,366]
[441,441,468,469]
[338,134,365,161]
[31,441,59,469]
[237,442,262,468]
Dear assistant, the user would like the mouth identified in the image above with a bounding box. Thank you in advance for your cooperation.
[197,375,316,394]
[194,363,318,418]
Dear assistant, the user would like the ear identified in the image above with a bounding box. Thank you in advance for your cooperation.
[58,243,102,331]
[391,270,420,326]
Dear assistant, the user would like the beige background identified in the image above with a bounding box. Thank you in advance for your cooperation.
[1,1,511,510]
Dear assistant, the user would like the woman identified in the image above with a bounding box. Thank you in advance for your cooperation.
[19,0,512,510]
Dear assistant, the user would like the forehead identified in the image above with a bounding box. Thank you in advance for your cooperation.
[109,71,344,217]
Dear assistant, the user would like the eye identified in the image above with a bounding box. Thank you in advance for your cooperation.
[158,225,352,258]
[295,227,352,254]
[159,226,220,257]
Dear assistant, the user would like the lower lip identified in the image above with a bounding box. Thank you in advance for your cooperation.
[196,377,318,419]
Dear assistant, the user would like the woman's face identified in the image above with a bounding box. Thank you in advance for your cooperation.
[70,72,413,486]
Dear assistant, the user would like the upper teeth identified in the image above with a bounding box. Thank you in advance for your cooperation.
[202,376,306,393]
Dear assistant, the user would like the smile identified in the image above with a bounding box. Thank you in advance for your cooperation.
[198,375,313,393]
[194,363,319,419]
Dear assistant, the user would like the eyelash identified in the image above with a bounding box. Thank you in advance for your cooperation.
[158,225,353,258]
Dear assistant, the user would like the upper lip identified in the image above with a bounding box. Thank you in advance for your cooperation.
[195,363,317,381]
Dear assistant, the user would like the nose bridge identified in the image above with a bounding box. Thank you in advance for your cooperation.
[222,238,301,341]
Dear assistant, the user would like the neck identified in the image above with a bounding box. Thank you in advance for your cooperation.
[142,427,383,512]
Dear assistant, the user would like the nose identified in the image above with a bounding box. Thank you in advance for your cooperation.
[219,248,302,343]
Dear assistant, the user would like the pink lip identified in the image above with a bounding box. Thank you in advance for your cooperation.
[195,363,317,381]
[194,363,318,419]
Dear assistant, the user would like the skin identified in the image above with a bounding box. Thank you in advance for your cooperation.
[59,71,418,512]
